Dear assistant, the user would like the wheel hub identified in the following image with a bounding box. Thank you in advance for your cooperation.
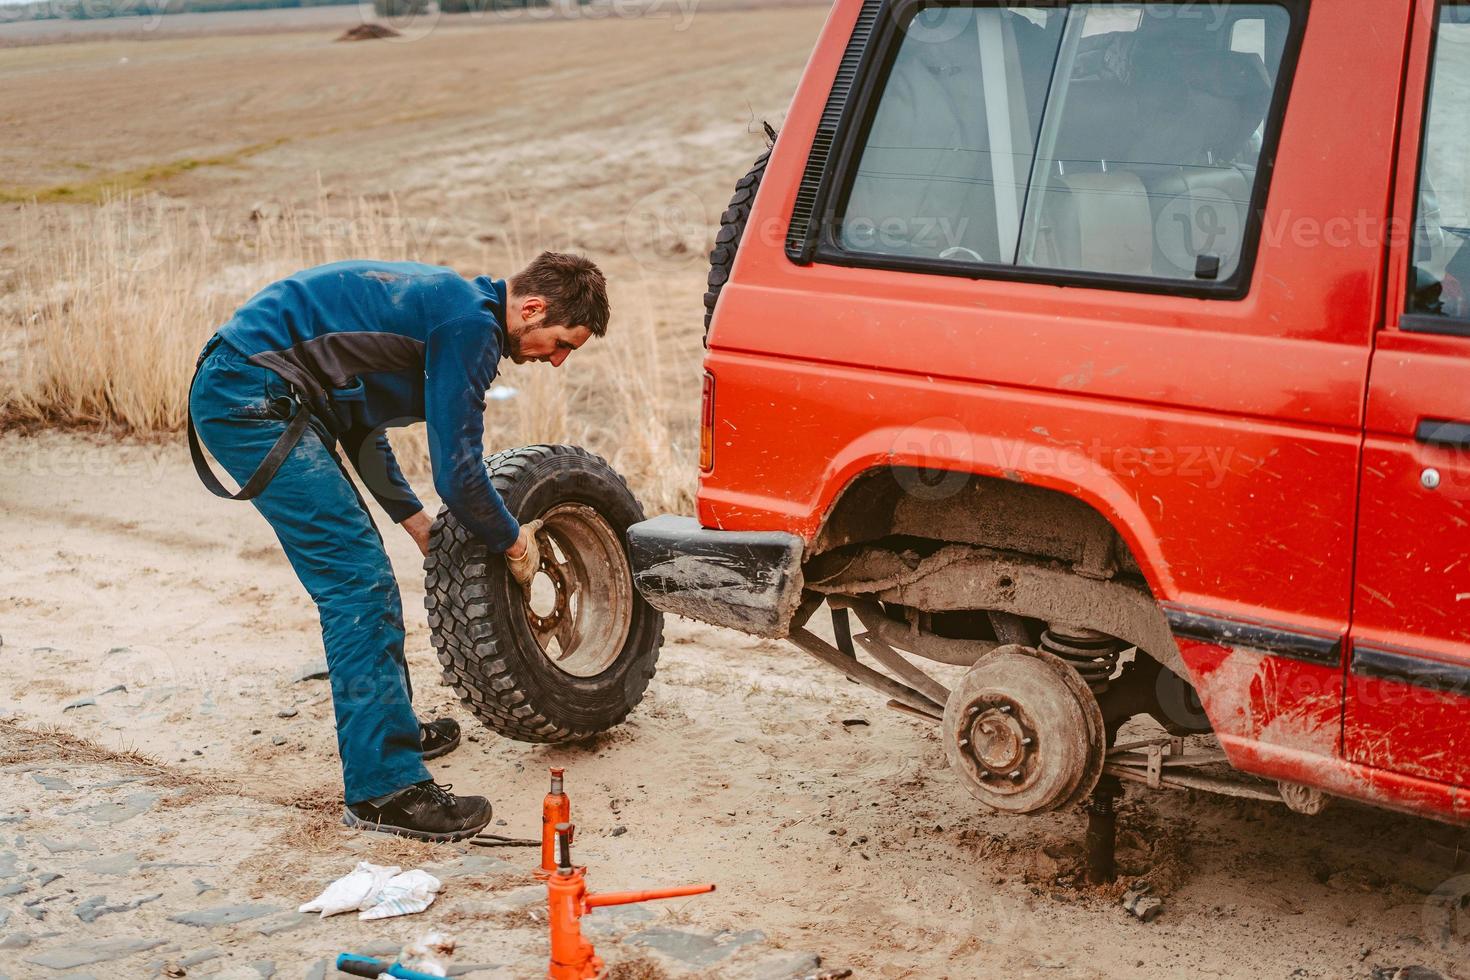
[524,556,570,635]
[519,502,634,679]
[963,699,1036,786]
[942,645,1106,814]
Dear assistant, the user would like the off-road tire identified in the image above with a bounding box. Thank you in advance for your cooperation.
[703,147,772,338]
[424,444,663,743]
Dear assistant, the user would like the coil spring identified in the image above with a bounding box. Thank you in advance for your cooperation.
[1040,627,1123,694]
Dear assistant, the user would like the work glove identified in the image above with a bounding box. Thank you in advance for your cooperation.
[506,519,543,593]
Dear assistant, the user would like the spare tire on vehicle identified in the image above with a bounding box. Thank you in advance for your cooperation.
[424,444,663,743]
[703,142,772,341]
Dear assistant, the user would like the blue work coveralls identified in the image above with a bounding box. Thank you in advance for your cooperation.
[188,260,521,804]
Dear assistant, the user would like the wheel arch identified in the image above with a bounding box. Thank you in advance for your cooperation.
[803,442,1188,678]
[808,430,1176,596]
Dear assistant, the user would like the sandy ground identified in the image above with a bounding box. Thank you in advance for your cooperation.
[3,435,1470,978]
[0,0,824,267]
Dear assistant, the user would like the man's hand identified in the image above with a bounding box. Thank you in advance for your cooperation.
[505,520,543,592]
[401,510,432,557]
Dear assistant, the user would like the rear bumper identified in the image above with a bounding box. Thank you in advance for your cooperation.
[625,515,805,638]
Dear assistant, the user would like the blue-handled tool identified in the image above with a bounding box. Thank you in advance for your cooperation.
[334,952,444,980]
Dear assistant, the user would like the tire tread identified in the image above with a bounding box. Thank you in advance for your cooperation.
[424,444,663,743]
[703,148,772,338]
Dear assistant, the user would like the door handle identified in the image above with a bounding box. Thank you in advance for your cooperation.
[1415,419,1470,449]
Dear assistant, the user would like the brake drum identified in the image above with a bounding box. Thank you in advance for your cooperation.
[942,644,1106,814]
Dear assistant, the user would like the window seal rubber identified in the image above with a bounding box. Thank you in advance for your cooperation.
[1400,313,1470,338]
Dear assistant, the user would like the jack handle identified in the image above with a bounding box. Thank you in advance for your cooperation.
[585,884,716,909]
[335,954,444,980]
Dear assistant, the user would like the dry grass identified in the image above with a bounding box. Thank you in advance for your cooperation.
[269,783,352,815]
[0,194,697,513]
[239,806,462,893]
[0,716,234,793]
[1,192,419,432]
[605,956,673,980]
[0,718,362,815]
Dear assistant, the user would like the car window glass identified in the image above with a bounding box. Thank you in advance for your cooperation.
[837,2,1293,290]
[840,7,1065,262]
[1409,4,1470,322]
[1016,4,1290,281]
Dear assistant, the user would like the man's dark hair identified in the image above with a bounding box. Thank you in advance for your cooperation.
[509,251,610,337]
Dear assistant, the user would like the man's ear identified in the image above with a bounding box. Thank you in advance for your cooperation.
[519,295,547,326]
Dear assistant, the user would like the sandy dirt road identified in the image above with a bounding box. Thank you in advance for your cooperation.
[2,433,1468,978]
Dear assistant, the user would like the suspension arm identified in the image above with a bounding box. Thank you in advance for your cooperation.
[788,628,944,717]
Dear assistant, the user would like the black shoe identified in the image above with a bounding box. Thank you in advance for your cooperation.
[419,718,461,760]
[343,781,491,842]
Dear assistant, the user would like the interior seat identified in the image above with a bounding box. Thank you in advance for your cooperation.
[1130,48,1274,279]
[1027,75,1156,276]
[1032,171,1156,274]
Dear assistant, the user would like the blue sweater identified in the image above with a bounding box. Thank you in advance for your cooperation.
[217,260,519,552]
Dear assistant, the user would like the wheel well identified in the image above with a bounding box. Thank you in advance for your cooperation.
[804,467,1183,676]
[811,467,1143,580]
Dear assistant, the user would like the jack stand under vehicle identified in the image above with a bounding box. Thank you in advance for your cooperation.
[545,822,715,980]
[1083,775,1121,885]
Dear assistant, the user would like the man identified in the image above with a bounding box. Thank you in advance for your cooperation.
[188,252,609,841]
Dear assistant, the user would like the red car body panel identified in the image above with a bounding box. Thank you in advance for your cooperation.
[696,0,1470,822]
[1344,0,1470,796]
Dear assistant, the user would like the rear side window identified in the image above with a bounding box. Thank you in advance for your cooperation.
[1407,3,1470,330]
[830,2,1299,295]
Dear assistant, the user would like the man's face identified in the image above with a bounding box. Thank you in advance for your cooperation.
[507,294,593,367]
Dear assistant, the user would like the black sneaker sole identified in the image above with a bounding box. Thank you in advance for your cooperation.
[420,731,461,761]
[341,804,491,843]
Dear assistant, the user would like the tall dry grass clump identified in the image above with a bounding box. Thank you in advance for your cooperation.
[1,194,697,513]
[7,200,220,432]
[4,194,422,432]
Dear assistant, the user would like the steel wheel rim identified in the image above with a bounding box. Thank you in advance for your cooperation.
[522,502,633,678]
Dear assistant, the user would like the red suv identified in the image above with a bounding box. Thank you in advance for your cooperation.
[627,0,1470,831]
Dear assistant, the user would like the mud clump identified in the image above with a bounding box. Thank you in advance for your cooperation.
[336,24,403,41]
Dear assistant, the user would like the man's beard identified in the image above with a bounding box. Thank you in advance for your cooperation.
[505,329,523,363]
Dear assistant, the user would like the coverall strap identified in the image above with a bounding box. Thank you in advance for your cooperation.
[187,367,312,501]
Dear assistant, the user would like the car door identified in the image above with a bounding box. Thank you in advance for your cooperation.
[1345,0,1470,789]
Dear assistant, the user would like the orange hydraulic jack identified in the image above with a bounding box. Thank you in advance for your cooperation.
[545,821,715,980]
[537,768,571,879]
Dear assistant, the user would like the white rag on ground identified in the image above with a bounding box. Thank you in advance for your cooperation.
[299,861,443,920]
